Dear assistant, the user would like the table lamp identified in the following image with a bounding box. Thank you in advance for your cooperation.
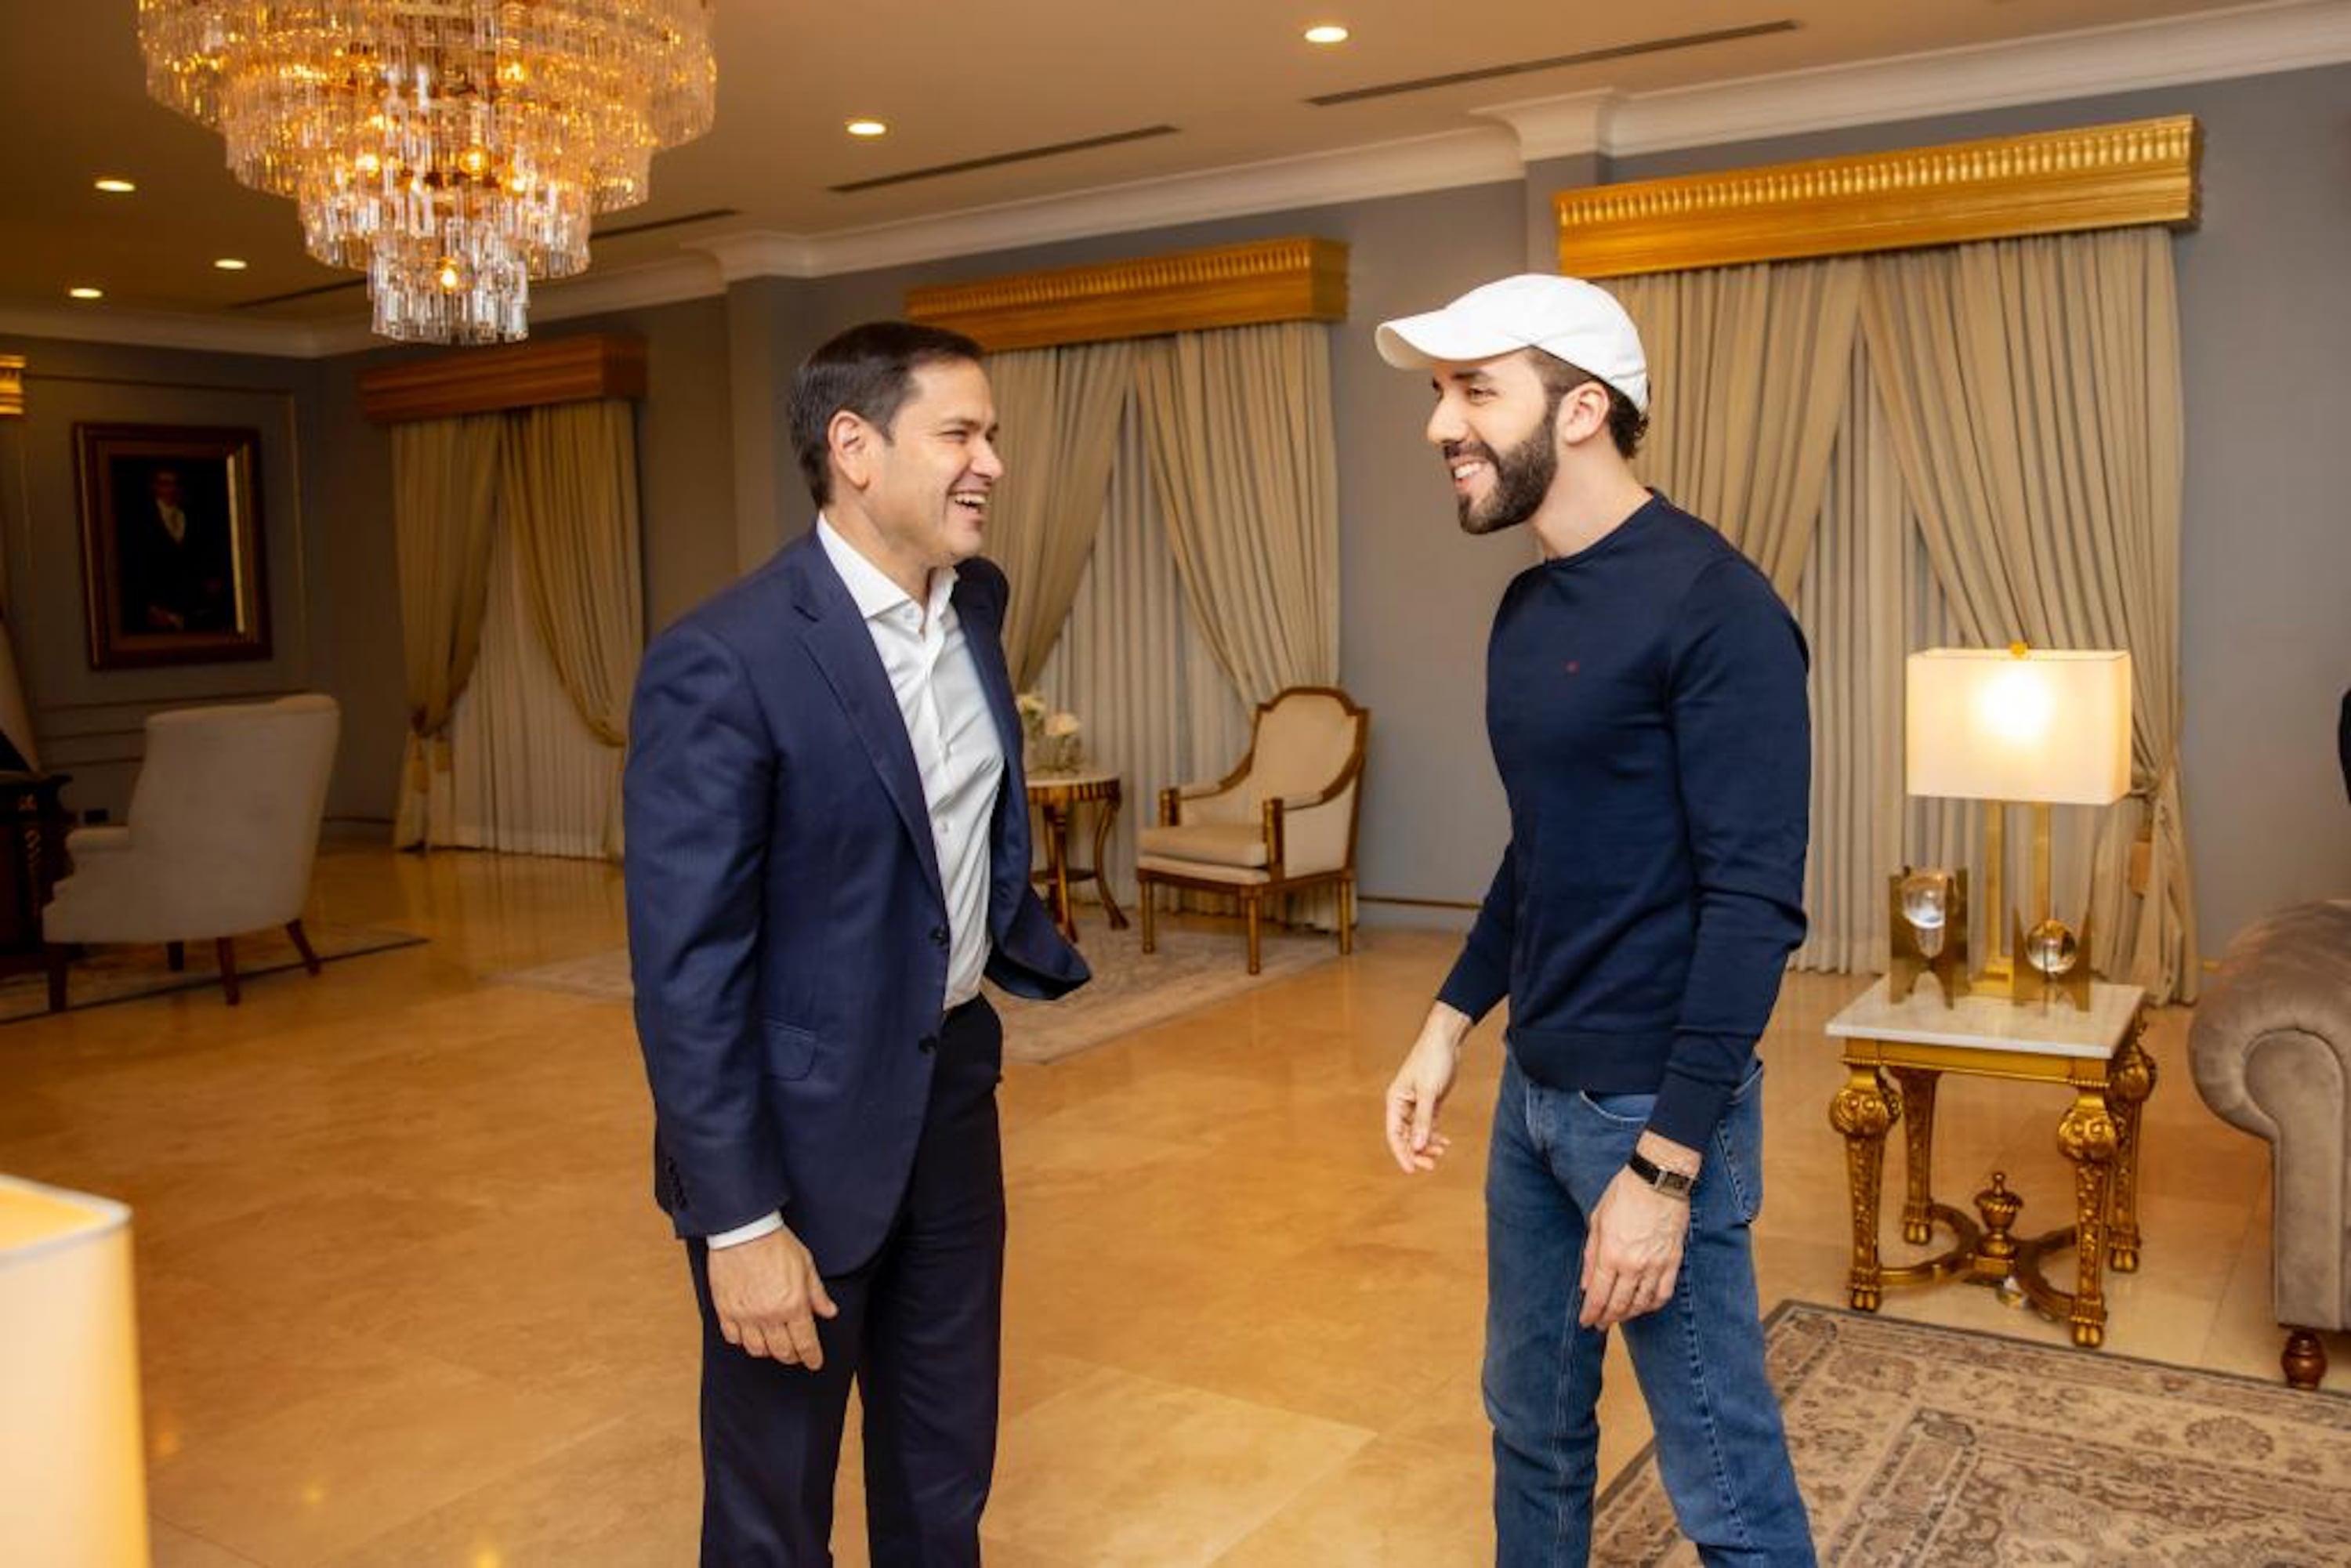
[0,1175,149,1566]
[1905,646,2132,1007]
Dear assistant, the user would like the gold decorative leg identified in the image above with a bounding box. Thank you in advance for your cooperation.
[1339,875,1356,956]
[2057,1088,2120,1347]
[1829,1063,1899,1312]
[2106,1018,2156,1273]
[1139,873,1157,954]
[1091,794,1128,930]
[1043,799,1077,942]
[1244,891,1262,975]
[1889,1066,1941,1246]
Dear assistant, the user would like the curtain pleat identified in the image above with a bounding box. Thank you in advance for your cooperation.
[1031,393,1252,910]
[391,414,502,848]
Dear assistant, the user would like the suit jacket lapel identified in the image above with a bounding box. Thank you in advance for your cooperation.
[955,574,1034,936]
[786,538,947,911]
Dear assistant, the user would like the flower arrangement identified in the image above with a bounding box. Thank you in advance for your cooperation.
[1016,690,1085,773]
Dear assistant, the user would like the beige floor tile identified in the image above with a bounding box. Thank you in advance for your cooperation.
[988,1367,1373,1566]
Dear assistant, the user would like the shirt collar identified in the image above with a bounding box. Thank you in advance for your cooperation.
[816,516,958,627]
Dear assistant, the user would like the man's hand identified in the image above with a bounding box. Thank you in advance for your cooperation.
[1384,1003,1469,1174]
[1579,1133,1698,1329]
[706,1224,839,1368]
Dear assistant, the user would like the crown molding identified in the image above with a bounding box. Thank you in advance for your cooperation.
[0,302,324,359]
[1487,0,2351,161]
[1472,91,1625,163]
[800,128,1521,278]
[686,232,820,282]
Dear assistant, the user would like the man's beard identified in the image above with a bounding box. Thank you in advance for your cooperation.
[1453,422,1557,537]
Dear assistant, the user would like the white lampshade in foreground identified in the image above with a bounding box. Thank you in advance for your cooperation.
[1906,648,2132,806]
[0,1175,148,1566]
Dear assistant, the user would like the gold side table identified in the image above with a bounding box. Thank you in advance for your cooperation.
[1826,977,2154,1348]
[1025,770,1125,945]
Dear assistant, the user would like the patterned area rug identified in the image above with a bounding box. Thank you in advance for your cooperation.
[493,922,1339,1065]
[1595,1302,2351,1565]
[3,923,426,1023]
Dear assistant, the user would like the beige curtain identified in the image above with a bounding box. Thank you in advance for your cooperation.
[1614,259,1864,597]
[1792,340,1906,972]
[446,520,620,859]
[1136,321,1340,699]
[1032,393,1252,909]
[391,415,502,848]
[1862,228,2196,999]
[500,399,644,856]
[983,340,1136,686]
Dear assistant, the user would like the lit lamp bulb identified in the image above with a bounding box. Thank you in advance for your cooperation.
[457,145,490,178]
[436,257,465,292]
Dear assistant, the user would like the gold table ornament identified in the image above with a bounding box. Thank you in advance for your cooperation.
[1826,977,2154,1348]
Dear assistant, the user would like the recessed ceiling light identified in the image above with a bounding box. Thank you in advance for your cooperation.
[1304,24,1350,45]
[846,118,889,138]
[69,286,104,300]
[94,177,137,194]
[213,257,249,270]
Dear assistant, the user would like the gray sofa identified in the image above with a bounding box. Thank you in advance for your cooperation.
[2190,899,2351,1388]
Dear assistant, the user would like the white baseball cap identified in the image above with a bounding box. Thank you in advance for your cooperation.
[1376,273,1650,414]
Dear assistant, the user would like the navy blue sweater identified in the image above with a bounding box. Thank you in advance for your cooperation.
[1437,494,1810,1150]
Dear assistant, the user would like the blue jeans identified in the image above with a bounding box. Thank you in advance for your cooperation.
[1485,1056,1814,1566]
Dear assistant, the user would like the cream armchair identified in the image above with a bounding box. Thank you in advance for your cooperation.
[43,695,340,1009]
[1136,686,1367,973]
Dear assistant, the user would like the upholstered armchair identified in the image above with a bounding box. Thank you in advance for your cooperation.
[43,695,341,1009]
[1135,686,1367,973]
[2190,900,2351,1389]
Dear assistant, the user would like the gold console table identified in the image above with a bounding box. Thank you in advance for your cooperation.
[1826,978,2154,1348]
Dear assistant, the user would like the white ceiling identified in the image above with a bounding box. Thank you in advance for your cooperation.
[0,1,2334,339]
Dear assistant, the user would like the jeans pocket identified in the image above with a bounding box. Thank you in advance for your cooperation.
[1575,1089,1658,1128]
[761,1020,818,1081]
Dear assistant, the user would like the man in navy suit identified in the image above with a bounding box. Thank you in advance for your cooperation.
[625,320,1089,1564]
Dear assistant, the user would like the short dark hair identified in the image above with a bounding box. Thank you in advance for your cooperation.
[789,320,986,507]
[1533,354,1649,460]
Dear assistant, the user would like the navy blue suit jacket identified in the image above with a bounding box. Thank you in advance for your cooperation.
[623,531,1088,1273]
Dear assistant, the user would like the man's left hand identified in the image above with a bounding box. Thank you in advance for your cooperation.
[1579,1137,1698,1330]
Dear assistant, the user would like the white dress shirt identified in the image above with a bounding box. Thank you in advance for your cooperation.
[710,518,1005,1250]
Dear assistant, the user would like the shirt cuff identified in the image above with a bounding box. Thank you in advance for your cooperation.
[707,1211,784,1250]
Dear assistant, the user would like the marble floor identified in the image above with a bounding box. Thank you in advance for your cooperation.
[0,846,2326,1566]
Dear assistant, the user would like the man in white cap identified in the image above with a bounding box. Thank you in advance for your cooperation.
[1377,274,1816,1566]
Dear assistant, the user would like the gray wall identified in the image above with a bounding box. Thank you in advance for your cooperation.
[0,337,327,823]
[1607,62,2351,961]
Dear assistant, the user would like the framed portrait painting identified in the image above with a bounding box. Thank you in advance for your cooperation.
[74,423,272,670]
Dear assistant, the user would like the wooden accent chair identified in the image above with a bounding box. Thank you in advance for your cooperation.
[1135,686,1367,974]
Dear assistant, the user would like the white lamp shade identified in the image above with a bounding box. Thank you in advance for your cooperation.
[0,1175,148,1566]
[1906,648,2133,805]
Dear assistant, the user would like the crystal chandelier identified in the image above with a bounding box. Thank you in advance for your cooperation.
[137,2,716,343]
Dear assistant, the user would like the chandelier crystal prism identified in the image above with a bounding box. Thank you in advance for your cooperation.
[138,1,716,343]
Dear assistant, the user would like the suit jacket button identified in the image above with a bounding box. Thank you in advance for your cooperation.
[918,1036,937,1054]
[929,925,950,947]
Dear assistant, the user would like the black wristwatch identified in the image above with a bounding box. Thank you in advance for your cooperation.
[1626,1149,1696,1200]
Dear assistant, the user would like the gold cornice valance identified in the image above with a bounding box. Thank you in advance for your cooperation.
[358,332,647,423]
[1556,115,2201,278]
[906,236,1349,352]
